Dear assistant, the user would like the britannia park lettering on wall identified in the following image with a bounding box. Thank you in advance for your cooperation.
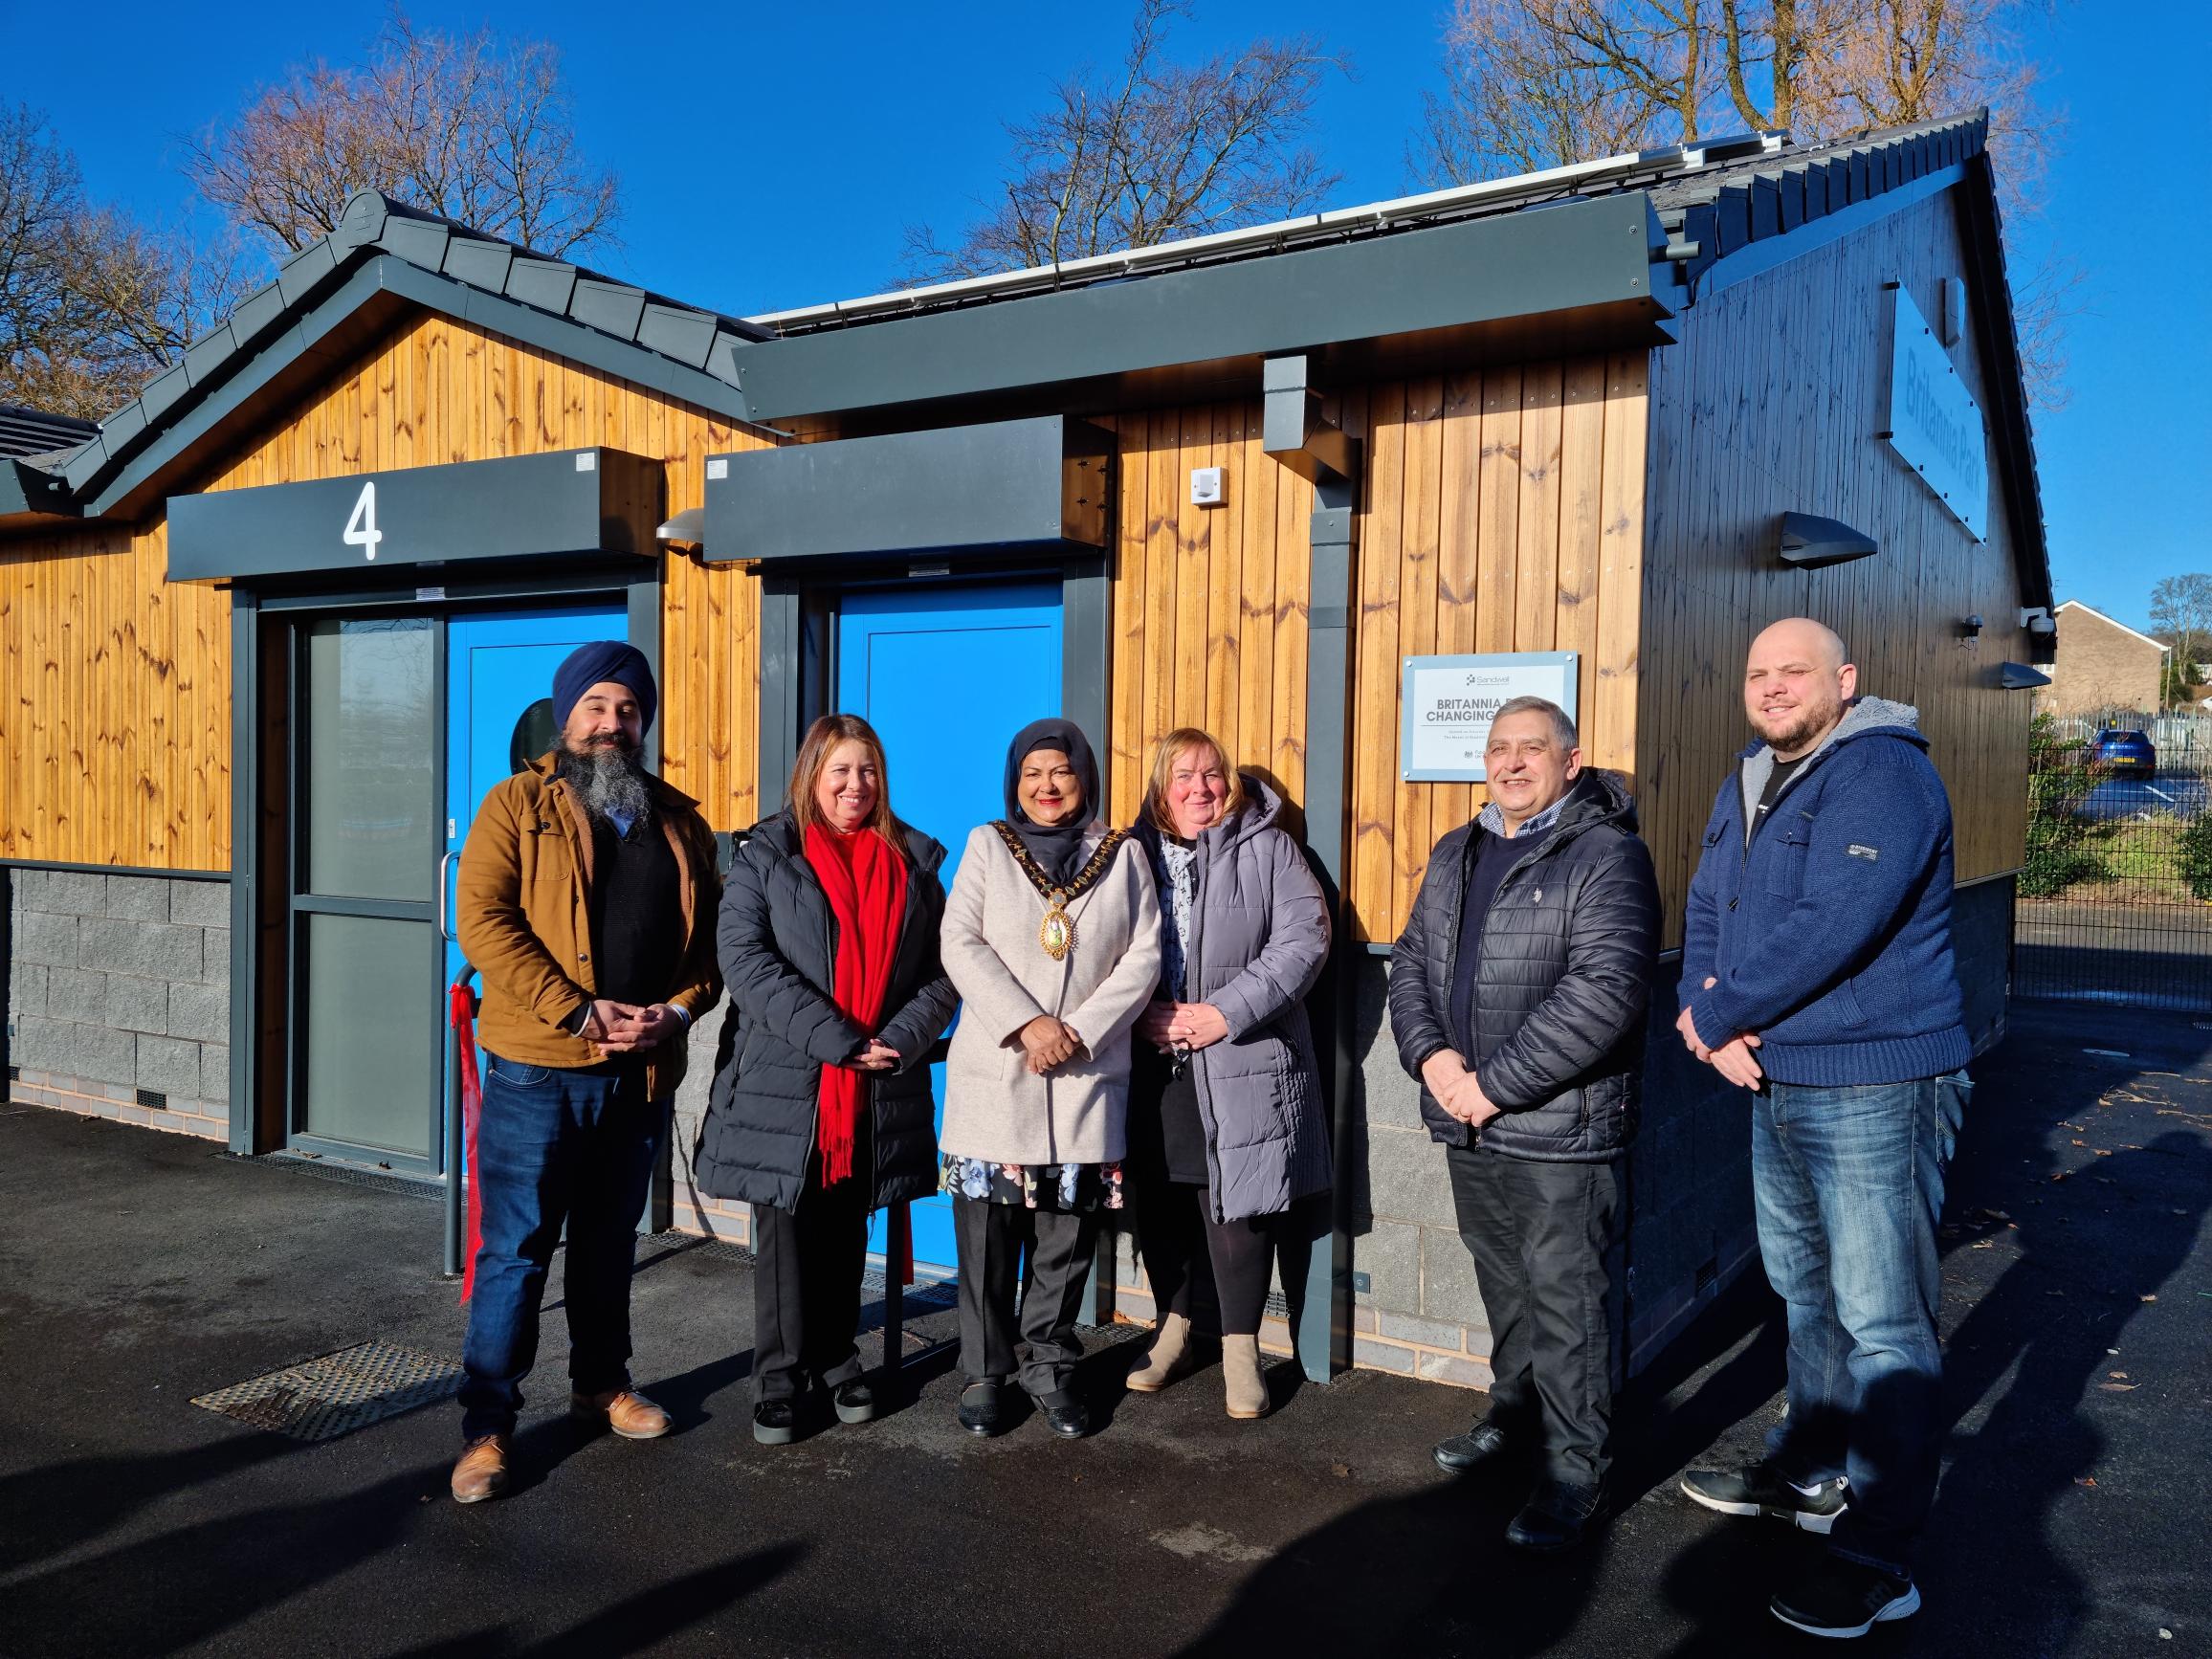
[1886,285,1988,541]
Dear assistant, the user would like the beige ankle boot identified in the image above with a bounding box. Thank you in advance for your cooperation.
[1223,1336,1270,1420]
[1125,1312,1195,1392]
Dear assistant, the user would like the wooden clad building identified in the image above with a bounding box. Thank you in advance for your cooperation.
[1,109,2049,1384]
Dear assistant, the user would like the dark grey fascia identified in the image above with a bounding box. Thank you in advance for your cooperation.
[731,194,1673,424]
[0,457,79,524]
[83,257,765,522]
[701,415,1114,564]
[167,447,657,581]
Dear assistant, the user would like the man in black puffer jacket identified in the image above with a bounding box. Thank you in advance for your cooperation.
[1389,696,1659,1552]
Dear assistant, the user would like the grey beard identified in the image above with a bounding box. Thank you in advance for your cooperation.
[559,741,653,828]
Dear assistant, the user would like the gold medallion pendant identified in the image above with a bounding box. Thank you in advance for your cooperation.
[1039,893,1075,962]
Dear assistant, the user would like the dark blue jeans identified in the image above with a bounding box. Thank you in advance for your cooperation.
[457,1052,669,1442]
[1752,1070,1969,1575]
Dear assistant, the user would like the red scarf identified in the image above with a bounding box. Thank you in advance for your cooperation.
[804,821,907,1185]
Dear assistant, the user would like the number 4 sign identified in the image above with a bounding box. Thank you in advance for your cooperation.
[343,479,383,561]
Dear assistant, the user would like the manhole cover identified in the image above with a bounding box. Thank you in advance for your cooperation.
[192,1340,463,1442]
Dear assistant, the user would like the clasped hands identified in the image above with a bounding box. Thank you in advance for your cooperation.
[1135,999,1229,1055]
[1674,977,1764,1089]
[1421,1049,1501,1129]
[1016,1014,1087,1075]
[578,999,683,1053]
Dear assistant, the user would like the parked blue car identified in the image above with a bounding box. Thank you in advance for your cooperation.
[2090,728,2157,779]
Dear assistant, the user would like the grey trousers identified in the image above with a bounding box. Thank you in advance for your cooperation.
[952,1193,1097,1398]
[1445,1143,1624,1487]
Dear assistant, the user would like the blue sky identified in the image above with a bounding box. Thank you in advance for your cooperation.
[8,2,2205,630]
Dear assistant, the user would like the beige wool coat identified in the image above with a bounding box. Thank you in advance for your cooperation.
[940,824,1162,1166]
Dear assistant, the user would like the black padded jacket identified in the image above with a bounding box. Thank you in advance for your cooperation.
[693,811,959,1212]
[1386,770,1660,1161]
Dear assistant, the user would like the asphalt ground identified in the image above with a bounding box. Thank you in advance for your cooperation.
[2,995,2207,1657]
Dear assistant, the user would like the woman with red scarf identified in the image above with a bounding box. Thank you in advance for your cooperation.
[695,715,958,1445]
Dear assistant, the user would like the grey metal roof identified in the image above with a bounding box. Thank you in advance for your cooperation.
[0,404,98,460]
[53,191,772,513]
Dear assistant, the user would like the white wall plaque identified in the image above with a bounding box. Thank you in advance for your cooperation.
[1886,286,1988,541]
[1401,652,1579,782]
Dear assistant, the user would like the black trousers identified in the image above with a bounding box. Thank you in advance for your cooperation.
[1134,1180,1306,1338]
[750,1151,873,1405]
[952,1193,1097,1398]
[1444,1143,1623,1486]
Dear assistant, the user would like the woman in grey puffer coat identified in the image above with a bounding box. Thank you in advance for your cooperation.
[1123,728,1331,1420]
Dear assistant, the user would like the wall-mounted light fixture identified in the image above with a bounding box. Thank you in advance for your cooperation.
[2000,662,2051,691]
[2018,606,2055,636]
[656,505,706,544]
[1958,614,1984,640]
[1778,511,1877,569]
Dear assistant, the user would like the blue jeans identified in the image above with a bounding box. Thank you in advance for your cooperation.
[1753,1070,1968,1576]
[457,1053,670,1442]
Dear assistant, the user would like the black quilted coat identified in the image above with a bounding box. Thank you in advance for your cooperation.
[1386,770,1660,1161]
[694,811,960,1212]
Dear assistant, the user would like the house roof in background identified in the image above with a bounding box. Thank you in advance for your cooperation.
[2057,600,2171,653]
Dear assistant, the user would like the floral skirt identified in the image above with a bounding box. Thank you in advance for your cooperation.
[941,1156,1126,1213]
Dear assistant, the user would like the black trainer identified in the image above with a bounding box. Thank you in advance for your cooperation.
[832,1379,877,1425]
[1433,1419,1518,1475]
[751,1400,797,1446]
[1505,1478,1604,1552]
[1678,1463,1849,1533]
[1771,1554,1920,1638]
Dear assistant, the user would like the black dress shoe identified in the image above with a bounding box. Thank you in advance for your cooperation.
[1037,1389,1090,1439]
[957,1382,1006,1437]
[752,1400,797,1446]
[1506,1478,1604,1552]
[1433,1419,1517,1475]
[832,1379,877,1425]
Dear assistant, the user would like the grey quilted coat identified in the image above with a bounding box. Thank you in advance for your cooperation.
[1131,777,1334,1223]
[1387,769,1660,1161]
[693,811,960,1213]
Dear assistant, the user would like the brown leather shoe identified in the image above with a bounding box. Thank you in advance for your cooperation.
[451,1434,511,1504]
[571,1387,671,1440]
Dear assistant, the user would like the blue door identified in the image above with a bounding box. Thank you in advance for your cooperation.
[838,583,1064,1273]
[443,606,627,1073]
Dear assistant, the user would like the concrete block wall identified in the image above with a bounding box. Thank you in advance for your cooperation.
[6,869,232,1140]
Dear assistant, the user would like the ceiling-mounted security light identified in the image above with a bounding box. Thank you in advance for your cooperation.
[2019,607,2056,636]
[1778,512,1877,569]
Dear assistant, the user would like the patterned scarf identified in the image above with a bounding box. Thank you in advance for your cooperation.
[803,822,908,1185]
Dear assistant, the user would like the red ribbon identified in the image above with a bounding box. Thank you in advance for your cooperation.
[451,983,484,1304]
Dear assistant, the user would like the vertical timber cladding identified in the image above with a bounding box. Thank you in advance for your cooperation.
[0,311,785,872]
[0,522,229,869]
[1339,357,1649,943]
[1638,188,2030,947]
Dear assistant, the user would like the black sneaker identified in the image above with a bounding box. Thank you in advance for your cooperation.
[1433,1419,1517,1475]
[752,1400,797,1446]
[1771,1554,1920,1638]
[1505,1478,1604,1552]
[1678,1463,1849,1533]
[832,1379,877,1425]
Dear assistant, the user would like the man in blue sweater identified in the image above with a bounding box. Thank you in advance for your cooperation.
[1673,618,1971,1640]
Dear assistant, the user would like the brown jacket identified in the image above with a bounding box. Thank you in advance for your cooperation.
[456,752,721,1096]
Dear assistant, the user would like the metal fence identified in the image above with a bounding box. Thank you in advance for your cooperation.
[2014,716,2212,1010]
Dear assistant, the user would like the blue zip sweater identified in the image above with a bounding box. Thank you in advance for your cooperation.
[1681,697,1970,1086]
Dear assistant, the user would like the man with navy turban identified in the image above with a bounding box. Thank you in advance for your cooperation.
[451,640,721,1503]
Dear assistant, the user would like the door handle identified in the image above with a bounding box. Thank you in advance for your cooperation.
[438,851,458,942]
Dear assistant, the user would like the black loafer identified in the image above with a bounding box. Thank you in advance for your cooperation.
[1506,1478,1604,1552]
[752,1400,797,1446]
[957,1382,1006,1437]
[833,1379,877,1425]
[1038,1389,1090,1439]
[1433,1419,1516,1475]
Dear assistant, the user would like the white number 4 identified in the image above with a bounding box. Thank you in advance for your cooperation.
[343,479,383,561]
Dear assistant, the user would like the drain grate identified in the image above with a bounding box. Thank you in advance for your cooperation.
[192,1340,463,1442]
[252,1153,444,1203]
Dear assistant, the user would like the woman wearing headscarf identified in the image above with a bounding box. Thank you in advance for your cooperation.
[695,714,959,1446]
[939,718,1161,1439]
[1122,728,1332,1420]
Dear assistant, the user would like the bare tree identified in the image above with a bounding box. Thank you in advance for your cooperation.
[904,0,1345,282]
[0,104,245,422]
[2151,576,2212,677]
[1414,0,2073,404]
[186,11,621,258]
